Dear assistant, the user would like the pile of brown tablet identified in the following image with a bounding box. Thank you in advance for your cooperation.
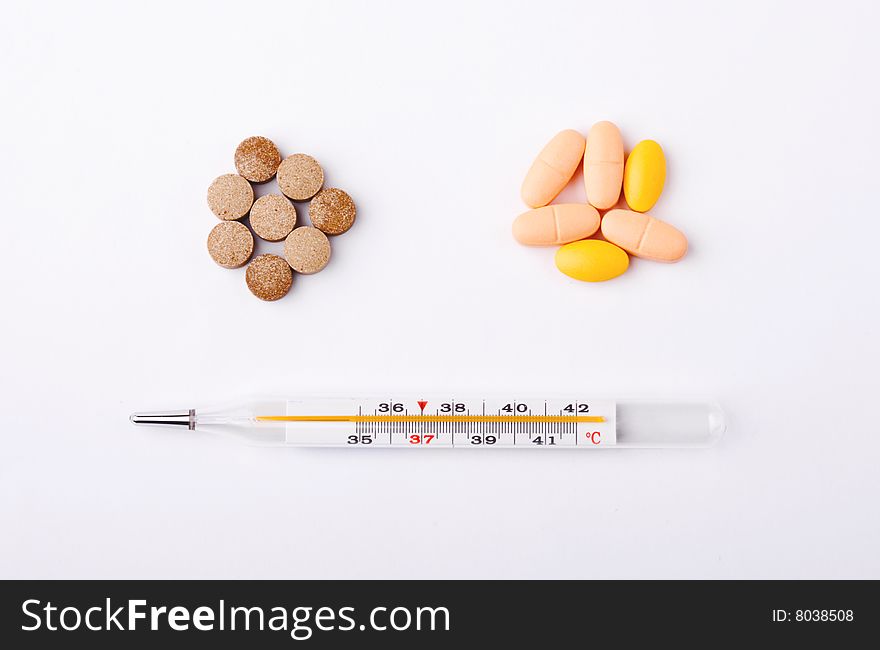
[206,136,356,301]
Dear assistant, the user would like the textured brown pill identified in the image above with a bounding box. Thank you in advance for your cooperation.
[249,194,297,241]
[245,254,293,301]
[284,226,331,274]
[207,174,254,220]
[234,136,282,183]
[207,221,254,269]
[277,154,324,201]
[309,188,356,235]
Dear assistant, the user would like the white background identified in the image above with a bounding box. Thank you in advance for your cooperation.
[1,0,878,579]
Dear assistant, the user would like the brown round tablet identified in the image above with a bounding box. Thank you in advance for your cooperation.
[245,254,293,301]
[234,136,281,183]
[249,194,297,242]
[207,174,254,220]
[284,226,331,274]
[309,188,356,235]
[277,154,324,201]
[207,221,254,269]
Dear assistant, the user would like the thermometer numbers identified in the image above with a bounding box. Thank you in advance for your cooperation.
[326,396,614,448]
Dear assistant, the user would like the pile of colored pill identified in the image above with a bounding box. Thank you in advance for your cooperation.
[512,122,687,282]
[206,136,356,300]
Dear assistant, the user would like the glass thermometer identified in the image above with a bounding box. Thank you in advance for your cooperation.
[130,395,725,448]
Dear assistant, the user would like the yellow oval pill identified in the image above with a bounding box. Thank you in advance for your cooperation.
[555,239,629,282]
[623,140,666,212]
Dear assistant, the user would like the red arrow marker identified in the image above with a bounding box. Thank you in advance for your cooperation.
[417,400,428,413]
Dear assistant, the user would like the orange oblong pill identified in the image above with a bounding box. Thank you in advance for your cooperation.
[512,204,600,246]
[584,121,624,210]
[521,129,586,208]
[601,209,688,262]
